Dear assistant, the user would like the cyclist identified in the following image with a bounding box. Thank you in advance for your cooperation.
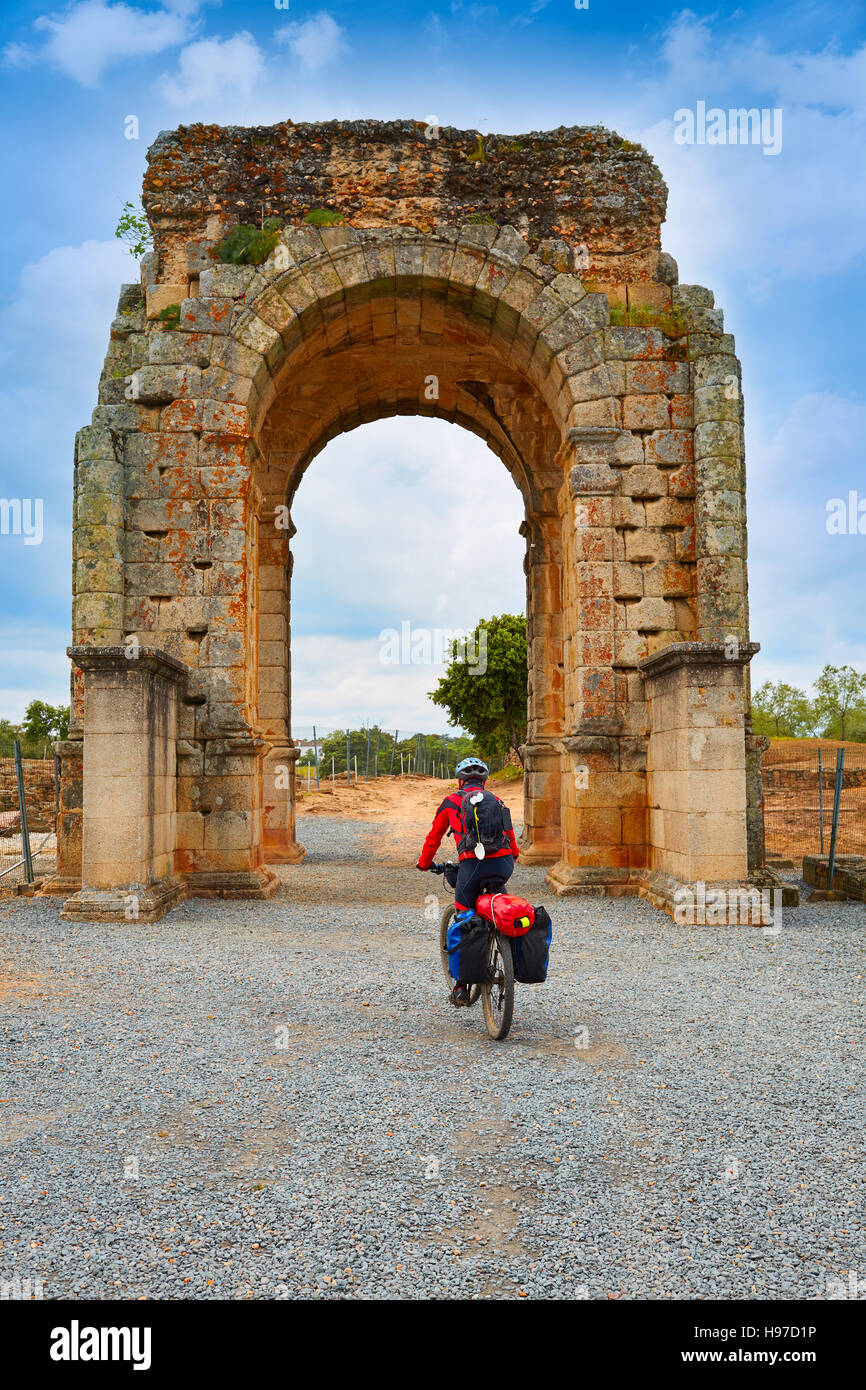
[416,756,519,1006]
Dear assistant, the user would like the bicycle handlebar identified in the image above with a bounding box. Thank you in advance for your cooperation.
[429,862,456,875]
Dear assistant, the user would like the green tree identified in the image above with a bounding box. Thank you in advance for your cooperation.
[22,700,69,743]
[430,613,527,763]
[751,681,815,738]
[115,199,152,258]
[812,664,866,741]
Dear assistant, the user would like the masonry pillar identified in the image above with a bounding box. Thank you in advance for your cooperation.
[639,640,758,915]
[41,736,83,895]
[262,744,304,863]
[258,515,304,864]
[60,646,187,923]
[521,512,563,864]
[547,430,646,894]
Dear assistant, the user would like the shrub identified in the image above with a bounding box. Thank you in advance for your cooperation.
[211,222,282,266]
[115,199,152,258]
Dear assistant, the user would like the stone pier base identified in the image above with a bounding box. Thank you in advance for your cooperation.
[59,647,187,925]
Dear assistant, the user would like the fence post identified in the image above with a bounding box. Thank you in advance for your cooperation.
[389,730,398,776]
[365,726,371,780]
[13,739,34,884]
[373,729,379,778]
[817,749,824,854]
[826,748,845,890]
[346,731,351,785]
[312,725,320,789]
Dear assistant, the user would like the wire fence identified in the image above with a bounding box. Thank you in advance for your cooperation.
[293,727,516,787]
[0,745,58,895]
[762,743,866,863]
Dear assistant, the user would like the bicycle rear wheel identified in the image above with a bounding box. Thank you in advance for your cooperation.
[481,931,514,1040]
[439,904,480,1005]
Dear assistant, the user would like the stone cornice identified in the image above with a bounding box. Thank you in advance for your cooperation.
[639,640,759,679]
[67,645,189,685]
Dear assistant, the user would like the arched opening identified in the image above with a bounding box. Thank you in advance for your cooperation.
[279,415,527,852]
[247,275,568,865]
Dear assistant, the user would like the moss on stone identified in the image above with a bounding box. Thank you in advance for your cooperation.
[609,302,689,338]
[303,209,345,226]
[156,303,181,331]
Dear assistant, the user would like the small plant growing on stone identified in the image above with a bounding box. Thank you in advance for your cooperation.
[465,211,497,225]
[156,303,181,332]
[466,134,487,162]
[115,199,152,258]
[211,221,282,266]
[303,208,345,226]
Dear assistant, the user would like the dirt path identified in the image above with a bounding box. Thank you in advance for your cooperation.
[294,773,524,862]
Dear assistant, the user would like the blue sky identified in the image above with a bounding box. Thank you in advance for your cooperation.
[1,0,864,734]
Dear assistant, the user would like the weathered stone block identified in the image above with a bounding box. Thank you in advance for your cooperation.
[179,297,233,333]
[146,284,187,320]
[621,464,667,499]
[625,360,689,394]
[626,282,671,311]
[613,562,643,599]
[623,394,670,430]
[149,331,212,367]
[131,366,200,404]
[625,530,674,563]
[570,463,619,495]
[644,497,693,528]
[603,326,664,360]
[627,597,677,631]
[644,430,694,466]
[199,265,257,298]
[668,460,696,498]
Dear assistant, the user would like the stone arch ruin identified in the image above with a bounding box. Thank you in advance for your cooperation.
[47,120,773,922]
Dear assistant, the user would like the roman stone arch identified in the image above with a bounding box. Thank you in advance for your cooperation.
[48,119,778,922]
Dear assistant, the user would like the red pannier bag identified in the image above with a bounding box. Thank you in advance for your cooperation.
[475,892,535,937]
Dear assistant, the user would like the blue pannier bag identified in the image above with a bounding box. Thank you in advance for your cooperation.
[512,905,552,984]
[446,910,490,983]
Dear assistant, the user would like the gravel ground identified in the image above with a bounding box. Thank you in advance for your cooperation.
[0,817,863,1301]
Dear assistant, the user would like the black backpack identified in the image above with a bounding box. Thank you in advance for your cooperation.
[457,785,511,857]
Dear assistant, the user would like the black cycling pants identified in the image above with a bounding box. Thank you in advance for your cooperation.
[454,854,515,912]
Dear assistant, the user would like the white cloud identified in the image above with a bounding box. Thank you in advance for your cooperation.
[8,0,199,87]
[747,392,866,682]
[0,237,137,397]
[0,626,72,720]
[289,417,525,731]
[2,42,36,69]
[0,238,137,628]
[157,30,264,107]
[275,13,347,71]
[631,14,866,287]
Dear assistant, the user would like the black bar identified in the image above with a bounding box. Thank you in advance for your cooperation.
[826,748,844,889]
[13,738,34,883]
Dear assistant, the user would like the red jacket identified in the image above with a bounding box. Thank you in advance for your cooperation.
[417,785,520,869]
